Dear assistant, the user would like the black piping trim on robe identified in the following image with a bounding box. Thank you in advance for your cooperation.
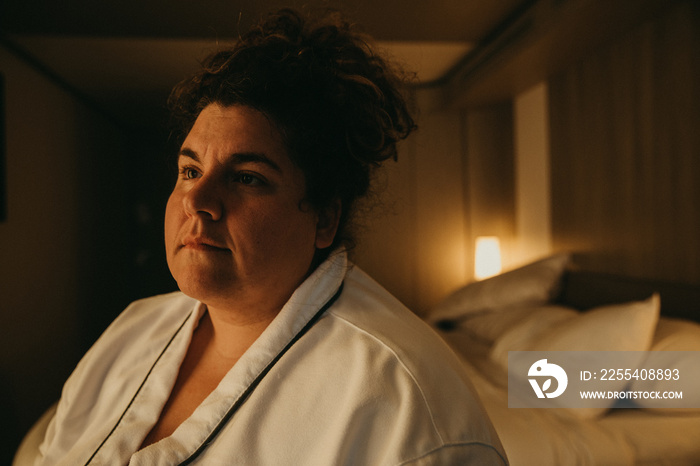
[84,282,344,465]
[180,282,344,465]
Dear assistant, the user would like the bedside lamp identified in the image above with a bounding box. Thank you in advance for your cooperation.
[474,236,502,280]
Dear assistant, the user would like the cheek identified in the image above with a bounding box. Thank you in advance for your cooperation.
[164,193,182,255]
[280,209,321,256]
[245,205,318,254]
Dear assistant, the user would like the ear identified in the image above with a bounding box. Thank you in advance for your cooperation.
[315,200,341,249]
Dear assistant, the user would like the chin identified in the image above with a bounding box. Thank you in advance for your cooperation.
[173,268,234,303]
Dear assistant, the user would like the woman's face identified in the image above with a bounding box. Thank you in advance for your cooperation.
[164,103,337,318]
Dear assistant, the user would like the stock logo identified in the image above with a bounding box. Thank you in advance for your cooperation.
[528,359,568,398]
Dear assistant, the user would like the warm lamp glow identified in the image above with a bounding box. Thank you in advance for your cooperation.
[474,236,502,280]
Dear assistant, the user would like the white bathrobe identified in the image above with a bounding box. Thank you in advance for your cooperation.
[35,251,507,465]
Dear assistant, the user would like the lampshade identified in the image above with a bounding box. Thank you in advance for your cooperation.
[474,236,502,280]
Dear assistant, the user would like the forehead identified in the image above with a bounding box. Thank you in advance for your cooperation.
[181,103,291,167]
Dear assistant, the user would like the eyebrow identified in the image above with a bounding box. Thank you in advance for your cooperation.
[178,148,282,173]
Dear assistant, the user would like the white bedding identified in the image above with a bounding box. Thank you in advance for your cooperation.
[438,327,700,465]
[429,254,700,465]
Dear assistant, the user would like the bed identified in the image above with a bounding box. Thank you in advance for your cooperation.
[426,254,700,466]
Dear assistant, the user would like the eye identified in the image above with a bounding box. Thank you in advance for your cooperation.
[179,166,201,180]
[235,173,265,186]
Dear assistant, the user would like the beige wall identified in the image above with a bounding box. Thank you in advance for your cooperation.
[463,102,516,272]
[353,88,469,315]
[514,82,552,266]
[354,89,515,315]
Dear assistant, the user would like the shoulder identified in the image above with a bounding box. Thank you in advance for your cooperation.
[322,266,507,463]
[59,292,199,398]
[329,265,461,374]
[40,292,200,462]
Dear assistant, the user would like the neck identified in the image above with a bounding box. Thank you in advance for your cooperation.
[199,306,277,360]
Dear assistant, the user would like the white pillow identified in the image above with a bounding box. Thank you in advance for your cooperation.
[629,316,700,412]
[491,295,660,368]
[427,253,570,324]
[490,294,660,418]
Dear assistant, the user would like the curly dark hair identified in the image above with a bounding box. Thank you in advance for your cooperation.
[167,8,416,256]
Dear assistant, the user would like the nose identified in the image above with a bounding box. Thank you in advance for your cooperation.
[183,175,223,221]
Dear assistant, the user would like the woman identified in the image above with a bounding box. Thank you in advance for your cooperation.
[31,9,507,465]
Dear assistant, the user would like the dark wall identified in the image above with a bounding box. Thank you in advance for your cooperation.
[0,41,176,460]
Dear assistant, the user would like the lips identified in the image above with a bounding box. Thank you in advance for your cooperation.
[182,236,229,252]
